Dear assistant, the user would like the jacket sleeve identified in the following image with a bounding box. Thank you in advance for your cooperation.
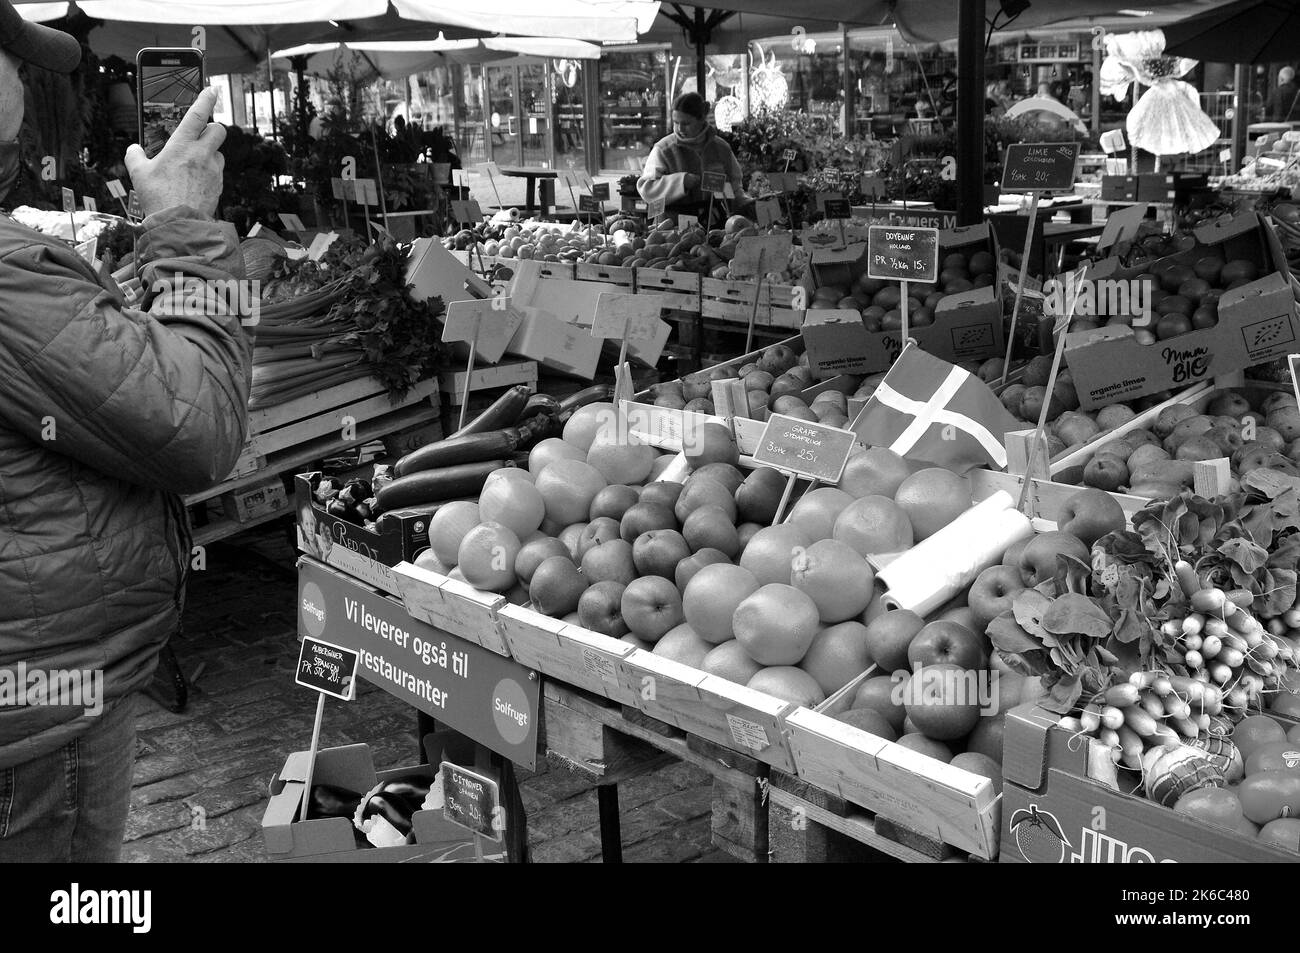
[724,147,751,204]
[0,205,254,494]
[637,141,691,206]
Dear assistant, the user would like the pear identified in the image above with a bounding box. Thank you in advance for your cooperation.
[1175,435,1227,463]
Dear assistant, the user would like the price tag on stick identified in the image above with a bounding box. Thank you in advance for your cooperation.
[443,303,484,431]
[82,196,97,213]
[592,293,670,369]
[753,414,857,523]
[702,170,727,196]
[867,225,939,342]
[61,187,77,242]
[1000,142,1081,194]
[441,762,503,855]
[294,634,360,822]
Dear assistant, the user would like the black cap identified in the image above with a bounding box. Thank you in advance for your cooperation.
[0,0,81,73]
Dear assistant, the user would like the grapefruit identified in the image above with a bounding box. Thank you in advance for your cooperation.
[833,495,914,557]
[585,424,656,485]
[799,621,872,695]
[528,437,585,475]
[428,500,480,567]
[1233,715,1288,762]
[739,524,812,586]
[456,521,522,592]
[790,539,875,622]
[839,447,912,498]
[895,733,954,762]
[701,640,764,685]
[747,667,826,707]
[652,623,713,667]
[562,402,615,453]
[787,487,855,541]
[535,459,607,526]
[732,584,821,665]
[478,474,546,539]
[894,468,972,540]
[949,752,1002,794]
[682,564,761,644]
[683,420,740,470]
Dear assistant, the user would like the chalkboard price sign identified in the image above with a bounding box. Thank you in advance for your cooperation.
[701,170,727,195]
[822,198,851,220]
[578,194,601,213]
[1001,142,1081,193]
[867,225,939,284]
[752,414,856,484]
[591,182,611,201]
[295,636,359,702]
[441,762,502,841]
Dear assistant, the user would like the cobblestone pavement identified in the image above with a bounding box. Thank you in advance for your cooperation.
[122,521,734,863]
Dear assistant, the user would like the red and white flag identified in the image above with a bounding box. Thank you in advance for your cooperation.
[849,344,1021,473]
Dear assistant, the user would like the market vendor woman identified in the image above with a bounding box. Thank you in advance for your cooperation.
[638,92,750,228]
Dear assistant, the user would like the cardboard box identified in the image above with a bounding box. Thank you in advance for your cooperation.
[506,306,601,379]
[221,478,289,523]
[1067,211,1300,409]
[1001,703,1298,863]
[262,738,499,863]
[405,237,492,306]
[295,473,431,596]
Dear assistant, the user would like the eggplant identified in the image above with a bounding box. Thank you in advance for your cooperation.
[393,417,547,478]
[373,459,513,514]
[313,475,345,505]
[380,776,433,811]
[361,791,415,836]
[449,384,532,439]
[308,784,363,820]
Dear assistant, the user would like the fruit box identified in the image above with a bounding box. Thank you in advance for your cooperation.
[262,739,498,863]
[1067,212,1300,410]
[406,237,494,307]
[295,472,432,597]
[506,306,602,379]
[507,261,625,329]
[1000,703,1298,863]
[800,285,1004,379]
[783,664,1001,859]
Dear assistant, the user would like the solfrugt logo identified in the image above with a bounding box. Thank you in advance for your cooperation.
[50,884,151,933]
[149,271,261,326]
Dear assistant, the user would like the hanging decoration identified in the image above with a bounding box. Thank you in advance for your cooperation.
[1101,30,1219,159]
[749,44,789,110]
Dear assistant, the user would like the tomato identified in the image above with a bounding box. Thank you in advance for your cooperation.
[1238,770,1300,825]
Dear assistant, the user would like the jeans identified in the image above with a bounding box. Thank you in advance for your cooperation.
[0,693,138,862]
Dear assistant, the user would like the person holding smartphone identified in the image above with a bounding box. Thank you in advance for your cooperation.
[0,4,253,862]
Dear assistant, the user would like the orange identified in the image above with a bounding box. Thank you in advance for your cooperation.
[682,564,761,644]
[893,468,972,540]
[799,620,872,695]
[652,623,712,668]
[833,495,914,557]
[838,447,913,499]
[478,473,546,539]
[428,500,480,567]
[562,402,616,453]
[528,437,585,475]
[456,521,522,592]
[747,666,826,707]
[787,487,855,542]
[1233,714,1288,763]
[701,640,764,685]
[733,584,820,665]
[791,539,876,622]
[535,459,607,526]
[738,524,811,586]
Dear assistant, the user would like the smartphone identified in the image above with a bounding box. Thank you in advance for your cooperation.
[137,48,206,159]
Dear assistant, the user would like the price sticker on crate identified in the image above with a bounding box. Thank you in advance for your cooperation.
[1001,141,1081,194]
[295,635,359,702]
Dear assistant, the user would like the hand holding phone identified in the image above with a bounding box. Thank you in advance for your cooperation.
[125,87,227,220]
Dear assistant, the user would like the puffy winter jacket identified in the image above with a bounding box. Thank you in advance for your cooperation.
[0,205,253,768]
[637,128,747,222]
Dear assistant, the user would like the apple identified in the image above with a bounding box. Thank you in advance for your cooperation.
[577,580,629,637]
[851,675,907,732]
[589,484,640,521]
[514,537,572,586]
[967,565,1026,629]
[1083,454,1129,493]
[1018,531,1089,587]
[632,529,692,579]
[674,475,738,523]
[639,481,684,510]
[682,505,742,558]
[621,575,685,642]
[580,538,638,587]
[1057,488,1126,547]
[620,501,677,542]
[906,620,986,671]
[578,516,621,557]
[902,663,982,741]
[674,547,731,591]
[529,555,589,617]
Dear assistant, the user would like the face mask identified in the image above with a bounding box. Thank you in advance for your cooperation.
[0,140,19,202]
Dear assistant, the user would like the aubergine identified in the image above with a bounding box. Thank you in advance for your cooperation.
[373,459,514,514]
[392,416,548,478]
[308,784,363,820]
[448,384,532,439]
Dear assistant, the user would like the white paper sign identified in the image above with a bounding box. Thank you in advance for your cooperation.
[443,297,525,364]
[307,231,338,262]
[106,179,127,199]
[278,213,306,233]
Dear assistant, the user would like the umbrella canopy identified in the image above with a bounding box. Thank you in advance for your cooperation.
[1162,0,1300,63]
[273,36,601,79]
[393,0,654,43]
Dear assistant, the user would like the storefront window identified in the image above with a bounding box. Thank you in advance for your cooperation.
[599,49,667,173]
[553,59,587,172]
[455,64,487,165]
[408,68,456,133]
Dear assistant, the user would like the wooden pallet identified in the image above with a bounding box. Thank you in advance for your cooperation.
[540,681,768,863]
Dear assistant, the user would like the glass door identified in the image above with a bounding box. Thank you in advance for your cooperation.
[553,59,587,172]
[486,65,521,165]
[520,63,550,167]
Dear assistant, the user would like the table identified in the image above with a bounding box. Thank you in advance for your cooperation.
[1043,220,1106,273]
[498,166,559,216]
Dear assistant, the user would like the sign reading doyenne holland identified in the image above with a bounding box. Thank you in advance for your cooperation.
[297,558,540,767]
[867,225,939,284]
[752,413,856,483]
[1002,142,1081,193]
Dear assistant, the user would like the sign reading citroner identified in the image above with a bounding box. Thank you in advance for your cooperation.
[441,762,502,841]
[298,558,540,768]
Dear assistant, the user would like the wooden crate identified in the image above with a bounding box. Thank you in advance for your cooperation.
[575,262,635,288]
[633,268,701,311]
[438,360,538,405]
[700,277,802,330]
[388,562,511,656]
